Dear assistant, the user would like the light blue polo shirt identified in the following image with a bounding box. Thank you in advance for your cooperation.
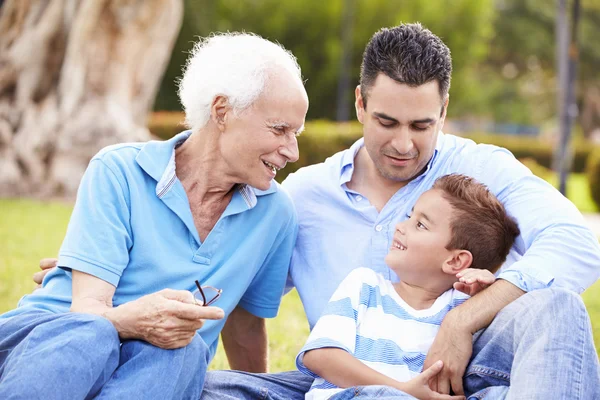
[8,131,298,360]
[283,133,600,329]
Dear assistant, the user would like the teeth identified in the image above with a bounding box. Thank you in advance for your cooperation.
[263,161,280,172]
[394,243,406,250]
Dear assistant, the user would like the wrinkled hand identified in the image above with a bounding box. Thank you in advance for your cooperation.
[422,318,473,395]
[453,269,496,296]
[111,289,224,349]
[34,258,58,288]
[401,361,465,400]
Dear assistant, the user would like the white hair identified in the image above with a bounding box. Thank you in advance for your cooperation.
[178,32,303,131]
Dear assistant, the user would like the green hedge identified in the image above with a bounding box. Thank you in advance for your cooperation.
[587,148,600,210]
[148,113,599,182]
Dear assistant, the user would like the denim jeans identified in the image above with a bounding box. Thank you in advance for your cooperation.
[202,288,600,399]
[0,310,209,400]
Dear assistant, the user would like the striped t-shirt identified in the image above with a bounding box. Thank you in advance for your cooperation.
[296,267,469,400]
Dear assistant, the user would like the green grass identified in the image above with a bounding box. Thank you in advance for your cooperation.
[1,171,599,369]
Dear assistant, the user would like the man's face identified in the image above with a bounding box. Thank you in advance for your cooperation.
[385,189,454,282]
[355,74,447,184]
[222,71,308,190]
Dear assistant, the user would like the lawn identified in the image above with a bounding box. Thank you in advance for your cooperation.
[1,173,599,370]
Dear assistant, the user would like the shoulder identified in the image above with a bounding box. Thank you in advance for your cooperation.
[91,142,145,174]
[283,146,350,196]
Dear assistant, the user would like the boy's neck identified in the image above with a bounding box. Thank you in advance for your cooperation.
[393,281,448,310]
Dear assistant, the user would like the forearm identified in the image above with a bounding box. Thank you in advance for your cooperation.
[221,306,268,372]
[448,279,525,334]
[70,296,139,339]
[303,348,405,391]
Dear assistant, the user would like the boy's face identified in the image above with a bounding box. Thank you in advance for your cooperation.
[385,189,455,282]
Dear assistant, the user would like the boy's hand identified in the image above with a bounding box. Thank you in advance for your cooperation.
[401,361,465,400]
[453,269,496,296]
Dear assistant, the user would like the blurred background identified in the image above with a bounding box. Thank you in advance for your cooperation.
[1,0,599,370]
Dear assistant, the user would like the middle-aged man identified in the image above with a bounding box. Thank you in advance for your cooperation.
[2,33,308,400]
[200,23,600,399]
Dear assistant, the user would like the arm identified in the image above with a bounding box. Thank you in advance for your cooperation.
[71,270,224,349]
[423,145,600,394]
[303,347,405,389]
[304,348,464,400]
[221,306,268,372]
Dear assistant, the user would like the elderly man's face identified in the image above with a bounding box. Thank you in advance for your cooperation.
[223,71,308,190]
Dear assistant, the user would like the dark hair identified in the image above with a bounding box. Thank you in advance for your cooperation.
[433,174,520,273]
[360,23,452,108]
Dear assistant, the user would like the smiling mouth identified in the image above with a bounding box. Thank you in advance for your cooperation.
[262,160,282,175]
[392,240,407,251]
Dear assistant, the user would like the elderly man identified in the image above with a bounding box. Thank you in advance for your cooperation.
[201,24,600,399]
[0,33,308,400]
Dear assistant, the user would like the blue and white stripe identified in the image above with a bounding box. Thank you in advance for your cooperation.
[296,267,469,400]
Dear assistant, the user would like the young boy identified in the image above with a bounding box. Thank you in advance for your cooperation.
[296,174,520,400]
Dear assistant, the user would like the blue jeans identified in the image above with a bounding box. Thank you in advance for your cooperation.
[202,288,600,399]
[0,310,209,400]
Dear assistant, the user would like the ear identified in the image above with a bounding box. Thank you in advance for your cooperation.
[355,85,365,124]
[441,249,472,275]
[439,96,450,128]
[210,95,230,132]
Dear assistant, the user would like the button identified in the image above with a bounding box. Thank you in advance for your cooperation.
[356,195,362,201]
[375,225,383,232]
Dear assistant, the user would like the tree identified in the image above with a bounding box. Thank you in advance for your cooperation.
[0,0,183,196]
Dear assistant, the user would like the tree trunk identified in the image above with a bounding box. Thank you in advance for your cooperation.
[0,0,183,196]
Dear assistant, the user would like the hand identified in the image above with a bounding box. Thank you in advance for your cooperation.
[109,289,225,349]
[400,361,465,400]
[422,315,473,395]
[454,269,496,296]
[34,258,58,288]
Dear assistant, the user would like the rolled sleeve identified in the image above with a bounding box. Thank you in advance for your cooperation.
[57,158,132,286]
[467,146,600,293]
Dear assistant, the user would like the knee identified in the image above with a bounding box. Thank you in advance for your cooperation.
[528,287,585,313]
[185,334,210,364]
[503,287,587,323]
[67,313,120,347]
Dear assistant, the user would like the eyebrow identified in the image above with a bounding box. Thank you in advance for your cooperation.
[411,207,435,226]
[372,112,436,125]
[267,121,305,135]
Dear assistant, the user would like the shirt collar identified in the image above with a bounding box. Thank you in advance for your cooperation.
[136,130,277,207]
[338,132,446,186]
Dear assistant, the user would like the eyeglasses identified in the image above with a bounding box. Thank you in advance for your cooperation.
[193,280,222,306]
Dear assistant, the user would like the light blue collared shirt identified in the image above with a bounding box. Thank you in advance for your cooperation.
[283,133,600,329]
[7,131,298,360]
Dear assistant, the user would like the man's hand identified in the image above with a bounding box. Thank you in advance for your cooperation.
[401,361,465,400]
[454,269,496,296]
[422,312,473,396]
[34,258,58,288]
[105,289,224,349]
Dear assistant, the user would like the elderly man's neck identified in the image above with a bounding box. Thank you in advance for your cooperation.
[174,130,237,201]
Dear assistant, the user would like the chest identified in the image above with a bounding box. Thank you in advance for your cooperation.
[189,199,230,243]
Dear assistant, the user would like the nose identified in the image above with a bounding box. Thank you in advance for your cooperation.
[395,221,407,234]
[279,135,300,163]
[391,128,414,155]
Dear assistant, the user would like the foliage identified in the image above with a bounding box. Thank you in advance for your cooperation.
[155,0,495,121]
[587,148,600,209]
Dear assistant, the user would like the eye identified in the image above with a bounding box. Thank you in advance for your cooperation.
[379,120,395,128]
[405,212,412,219]
[271,126,285,135]
[416,221,427,230]
[411,125,429,131]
